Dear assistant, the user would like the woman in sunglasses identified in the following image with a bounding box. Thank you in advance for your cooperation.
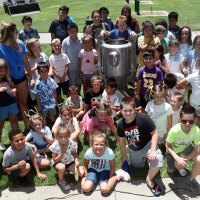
[166,104,200,195]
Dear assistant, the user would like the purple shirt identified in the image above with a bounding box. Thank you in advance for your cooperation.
[138,65,163,95]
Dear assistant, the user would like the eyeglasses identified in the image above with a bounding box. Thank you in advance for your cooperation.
[181,119,195,125]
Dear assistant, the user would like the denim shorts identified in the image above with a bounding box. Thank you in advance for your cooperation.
[0,103,19,120]
[86,168,110,184]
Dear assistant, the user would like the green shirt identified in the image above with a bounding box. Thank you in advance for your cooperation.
[167,123,200,153]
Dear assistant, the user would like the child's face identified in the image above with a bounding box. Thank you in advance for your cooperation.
[156,33,164,40]
[180,113,196,133]
[0,68,7,78]
[121,104,136,122]
[170,96,182,110]
[118,21,127,32]
[105,85,115,95]
[100,11,108,21]
[153,93,165,105]
[23,20,32,29]
[92,13,101,24]
[143,56,154,68]
[32,42,41,54]
[168,18,177,27]
[92,136,106,156]
[10,133,25,151]
[84,28,92,36]
[169,43,179,55]
[58,10,67,21]
[144,26,153,38]
[194,39,200,53]
[38,67,49,80]
[32,119,43,133]
[70,91,78,100]
[52,42,61,55]
[61,110,71,123]
[122,9,129,17]
[92,80,102,93]
[96,111,108,124]
[57,131,69,145]
[83,38,93,51]
[68,28,78,40]
[181,28,189,43]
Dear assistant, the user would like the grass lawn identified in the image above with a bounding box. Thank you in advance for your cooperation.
[0,0,199,189]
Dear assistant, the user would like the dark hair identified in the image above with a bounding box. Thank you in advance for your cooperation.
[171,91,183,102]
[155,44,165,60]
[22,15,32,24]
[58,5,69,13]
[37,62,49,72]
[178,26,192,45]
[155,19,168,30]
[105,77,117,90]
[99,7,109,14]
[168,11,179,21]
[193,35,200,49]
[120,97,135,109]
[180,104,196,118]
[164,73,177,89]
[143,21,155,34]
[143,49,155,58]
[68,23,78,31]
[91,10,100,18]
[169,39,180,47]
[9,128,23,141]
[69,85,79,94]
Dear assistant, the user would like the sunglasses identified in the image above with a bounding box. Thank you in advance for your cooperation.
[181,119,195,125]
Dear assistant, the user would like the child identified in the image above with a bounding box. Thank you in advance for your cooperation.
[19,15,40,43]
[78,35,98,96]
[61,23,82,89]
[33,62,58,122]
[145,84,173,149]
[2,129,47,180]
[101,15,136,41]
[166,105,200,195]
[84,75,104,113]
[83,25,92,36]
[178,26,193,64]
[154,25,170,54]
[170,92,183,127]
[66,86,84,121]
[80,102,118,143]
[49,38,70,104]
[52,105,80,141]
[177,60,200,126]
[117,97,163,196]
[165,39,187,76]
[102,77,120,119]
[187,35,200,75]
[154,44,170,75]
[0,59,19,150]
[49,126,84,191]
[138,21,160,67]
[25,114,53,160]
[136,50,163,111]
[81,131,117,193]
[168,11,180,39]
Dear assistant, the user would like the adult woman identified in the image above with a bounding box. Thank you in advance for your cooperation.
[0,21,34,128]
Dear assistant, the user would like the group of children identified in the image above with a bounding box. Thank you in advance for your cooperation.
[0,3,200,197]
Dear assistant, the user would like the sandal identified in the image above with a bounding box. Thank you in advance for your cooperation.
[146,180,161,197]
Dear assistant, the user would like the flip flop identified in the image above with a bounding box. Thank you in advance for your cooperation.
[146,180,161,197]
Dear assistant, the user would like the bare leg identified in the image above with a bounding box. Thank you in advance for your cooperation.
[9,115,19,129]
[81,177,94,193]
[100,175,117,193]
[19,163,31,177]
[0,120,5,142]
[190,155,200,180]
[55,163,65,181]
[146,167,160,187]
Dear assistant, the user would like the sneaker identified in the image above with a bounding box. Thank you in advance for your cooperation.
[188,179,200,195]
[116,169,130,182]
[178,169,187,177]
[0,142,6,150]
[58,179,70,190]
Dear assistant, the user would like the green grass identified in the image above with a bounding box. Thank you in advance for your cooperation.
[0,0,200,189]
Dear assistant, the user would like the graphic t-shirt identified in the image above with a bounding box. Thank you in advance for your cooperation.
[117,113,156,151]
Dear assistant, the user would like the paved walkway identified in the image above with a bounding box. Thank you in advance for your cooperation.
[1,175,200,199]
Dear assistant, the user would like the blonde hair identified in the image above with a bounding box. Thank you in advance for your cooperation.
[51,38,61,46]
[91,131,108,146]
[29,113,46,130]
[0,21,19,51]
[91,75,103,84]
[26,38,40,59]
[148,84,168,101]
[56,126,70,138]
[116,15,127,24]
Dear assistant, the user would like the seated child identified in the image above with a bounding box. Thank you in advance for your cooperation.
[52,105,80,142]
[170,92,183,127]
[18,15,40,43]
[81,131,117,193]
[66,86,84,121]
[102,77,120,119]
[166,105,200,195]
[2,129,47,180]
[80,102,118,143]
[49,126,84,191]
[100,15,136,41]
[25,114,53,163]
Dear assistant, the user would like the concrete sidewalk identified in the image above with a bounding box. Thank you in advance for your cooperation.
[1,175,200,200]
[39,31,200,44]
